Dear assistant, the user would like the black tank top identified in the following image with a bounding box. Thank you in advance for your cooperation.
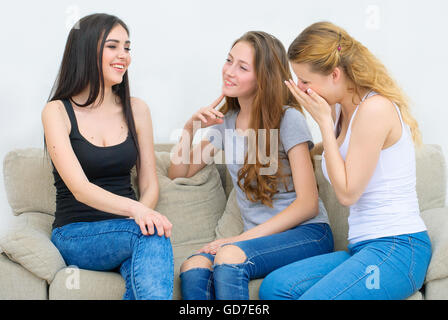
[52,99,138,229]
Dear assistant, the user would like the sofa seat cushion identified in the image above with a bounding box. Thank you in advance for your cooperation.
[48,243,209,300]
[49,267,125,300]
[48,242,213,300]
[424,277,448,300]
[0,212,65,283]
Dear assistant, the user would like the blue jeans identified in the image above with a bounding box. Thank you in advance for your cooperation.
[51,218,174,300]
[260,231,432,300]
[180,223,333,300]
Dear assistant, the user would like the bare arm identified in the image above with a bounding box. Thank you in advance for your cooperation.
[131,97,159,209]
[168,95,224,179]
[285,81,395,207]
[42,100,171,237]
[310,104,336,158]
[322,96,393,206]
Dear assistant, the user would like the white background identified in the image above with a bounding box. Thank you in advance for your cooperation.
[1,0,447,237]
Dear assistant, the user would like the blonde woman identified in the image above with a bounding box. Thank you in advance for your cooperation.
[260,21,431,300]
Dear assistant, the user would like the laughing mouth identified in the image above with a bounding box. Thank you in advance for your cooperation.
[111,64,125,70]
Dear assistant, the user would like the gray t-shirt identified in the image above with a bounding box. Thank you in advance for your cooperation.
[205,106,329,231]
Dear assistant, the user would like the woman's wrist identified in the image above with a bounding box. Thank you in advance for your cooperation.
[184,118,195,131]
[127,198,147,219]
[318,116,334,134]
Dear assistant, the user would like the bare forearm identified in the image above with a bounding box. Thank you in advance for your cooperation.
[138,186,159,210]
[74,182,142,218]
[168,122,195,179]
[319,120,352,204]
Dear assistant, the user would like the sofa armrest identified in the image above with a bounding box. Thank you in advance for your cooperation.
[420,207,448,282]
[0,253,48,299]
[0,212,66,283]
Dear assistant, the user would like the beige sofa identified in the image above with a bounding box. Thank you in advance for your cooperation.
[0,143,447,300]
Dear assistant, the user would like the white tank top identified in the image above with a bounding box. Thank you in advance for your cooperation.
[322,91,427,244]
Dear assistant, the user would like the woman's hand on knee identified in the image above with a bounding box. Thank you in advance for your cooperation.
[132,206,172,238]
[198,237,237,255]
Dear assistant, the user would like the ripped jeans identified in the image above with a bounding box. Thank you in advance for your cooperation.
[180,223,333,300]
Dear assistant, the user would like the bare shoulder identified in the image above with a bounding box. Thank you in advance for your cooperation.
[130,97,153,134]
[42,100,64,117]
[358,94,395,119]
[353,94,396,136]
[130,97,151,116]
[41,100,71,130]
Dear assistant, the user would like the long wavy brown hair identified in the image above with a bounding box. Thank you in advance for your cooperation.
[220,31,302,207]
[287,21,422,145]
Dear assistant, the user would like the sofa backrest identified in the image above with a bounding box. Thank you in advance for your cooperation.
[2,145,231,217]
[3,144,446,250]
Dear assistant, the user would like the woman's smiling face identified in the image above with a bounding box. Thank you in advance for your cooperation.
[222,41,257,100]
[101,24,131,87]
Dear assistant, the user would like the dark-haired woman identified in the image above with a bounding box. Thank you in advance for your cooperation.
[42,13,174,300]
[168,31,333,300]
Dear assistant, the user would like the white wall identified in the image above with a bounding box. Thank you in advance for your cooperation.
[1,0,447,237]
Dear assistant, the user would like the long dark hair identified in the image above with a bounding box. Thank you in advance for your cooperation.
[48,13,139,158]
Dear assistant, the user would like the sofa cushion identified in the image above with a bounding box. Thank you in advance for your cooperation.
[0,253,48,300]
[415,144,446,211]
[313,155,350,251]
[420,207,448,282]
[153,152,227,246]
[0,212,65,283]
[424,277,448,300]
[215,188,244,239]
[49,267,125,300]
[3,148,56,216]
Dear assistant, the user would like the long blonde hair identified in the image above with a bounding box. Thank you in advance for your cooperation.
[221,31,302,207]
[288,21,422,145]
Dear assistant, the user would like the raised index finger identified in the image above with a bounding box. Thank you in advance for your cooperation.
[210,94,225,109]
